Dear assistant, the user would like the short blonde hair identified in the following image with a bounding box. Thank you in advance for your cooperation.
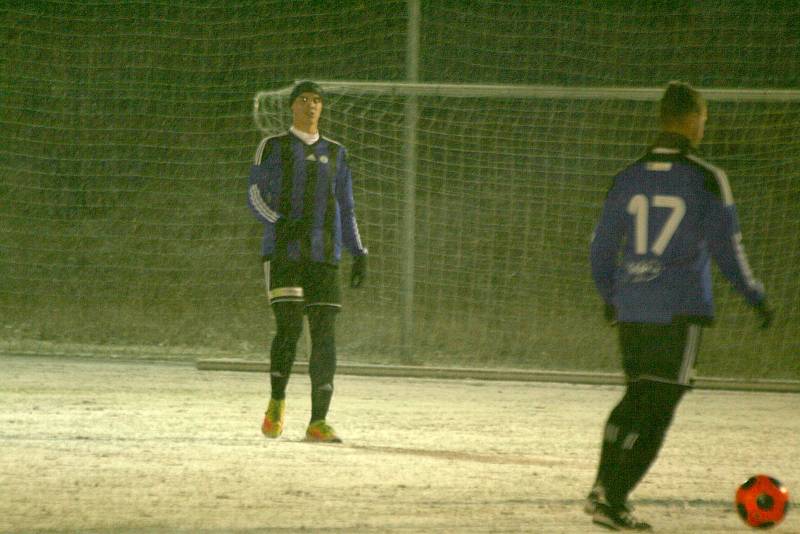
[660,81,704,124]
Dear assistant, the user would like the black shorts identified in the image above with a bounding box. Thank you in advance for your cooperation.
[618,318,702,387]
[263,258,341,309]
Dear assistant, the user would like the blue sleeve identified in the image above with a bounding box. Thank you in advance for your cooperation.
[247,139,280,225]
[704,198,766,306]
[590,187,624,305]
[336,147,367,257]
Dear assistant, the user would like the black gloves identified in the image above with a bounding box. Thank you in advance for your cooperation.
[603,303,617,326]
[754,300,774,329]
[350,255,367,288]
[275,216,309,241]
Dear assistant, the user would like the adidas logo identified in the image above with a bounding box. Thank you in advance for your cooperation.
[306,154,316,161]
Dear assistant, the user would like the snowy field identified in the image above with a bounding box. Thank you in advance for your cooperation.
[1,355,797,533]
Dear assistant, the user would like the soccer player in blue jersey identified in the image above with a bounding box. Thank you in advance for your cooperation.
[585,81,773,530]
[247,81,368,443]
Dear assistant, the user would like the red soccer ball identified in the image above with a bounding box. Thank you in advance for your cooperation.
[735,474,790,528]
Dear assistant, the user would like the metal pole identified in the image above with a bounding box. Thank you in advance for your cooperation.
[401,0,420,361]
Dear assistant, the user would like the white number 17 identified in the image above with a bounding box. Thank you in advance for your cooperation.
[626,194,686,256]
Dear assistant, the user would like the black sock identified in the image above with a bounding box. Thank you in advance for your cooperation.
[613,429,665,502]
[270,371,289,401]
[596,386,638,498]
[310,383,334,423]
[307,307,338,423]
[595,422,622,492]
[269,302,304,402]
[603,381,685,506]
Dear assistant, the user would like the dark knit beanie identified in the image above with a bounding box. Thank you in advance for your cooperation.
[289,81,323,107]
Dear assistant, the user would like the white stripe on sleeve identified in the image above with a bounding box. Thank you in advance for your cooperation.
[249,184,278,222]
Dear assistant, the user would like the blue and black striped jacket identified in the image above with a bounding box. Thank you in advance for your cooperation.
[248,130,367,264]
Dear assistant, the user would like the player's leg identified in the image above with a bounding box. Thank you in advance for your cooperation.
[261,301,304,438]
[588,380,641,510]
[590,387,656,530]
[269,300,305,399]
[605,319,699,505]
[610,380,686,504]
[302,262,343,443]
[261,258,305,438]
[307,305,337,423]
[590,320,700,530]
[588,321,649,512]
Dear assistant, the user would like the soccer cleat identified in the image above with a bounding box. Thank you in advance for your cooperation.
[305,420,342,443]
[261,398,285,438]
[584,485,603,515]
[585,484,635,516]
[592,501,651,531]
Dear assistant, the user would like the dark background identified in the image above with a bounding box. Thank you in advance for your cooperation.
[1,1,798,378]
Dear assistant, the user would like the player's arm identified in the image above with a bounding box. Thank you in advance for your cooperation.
[704,187,765,304]
[335,146,368,288]
[247,137,280,225]
[703,179,772,327]
[335,146,367,258]
[590,184,624,307]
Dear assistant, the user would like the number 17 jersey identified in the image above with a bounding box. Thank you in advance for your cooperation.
[590,132,766,324]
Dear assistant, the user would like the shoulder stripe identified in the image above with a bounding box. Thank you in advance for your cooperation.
[686,154,733,206]
[253,134,286,165]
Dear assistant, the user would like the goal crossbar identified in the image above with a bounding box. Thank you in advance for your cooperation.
[256,80,800,104]
[254,81,800,133]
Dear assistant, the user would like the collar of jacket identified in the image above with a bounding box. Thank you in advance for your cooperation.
[289,126,320,146]
[651,132,693,154]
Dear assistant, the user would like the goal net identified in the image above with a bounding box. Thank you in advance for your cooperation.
[1,1,798,379]
[254,82,800,374]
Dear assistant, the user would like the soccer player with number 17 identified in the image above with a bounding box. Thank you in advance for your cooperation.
[585,81,774,530]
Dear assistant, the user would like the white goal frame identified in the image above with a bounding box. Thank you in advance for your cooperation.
[253,80,800,357]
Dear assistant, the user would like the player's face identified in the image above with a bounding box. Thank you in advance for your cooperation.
[291,92,323,133]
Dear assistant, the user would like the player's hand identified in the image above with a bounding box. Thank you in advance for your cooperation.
[350,255,367,288]
[754,301,774,329]
[275,216,309,240]
[603,303,617,326]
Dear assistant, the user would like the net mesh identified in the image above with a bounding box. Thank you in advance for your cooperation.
[255,86,800,375]
[1,1,798,378]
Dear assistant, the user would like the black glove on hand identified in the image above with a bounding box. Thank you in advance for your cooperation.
[275,216,308,241]
[350,255,367,288]
[754,300,774,329]
[603,303,617,326]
